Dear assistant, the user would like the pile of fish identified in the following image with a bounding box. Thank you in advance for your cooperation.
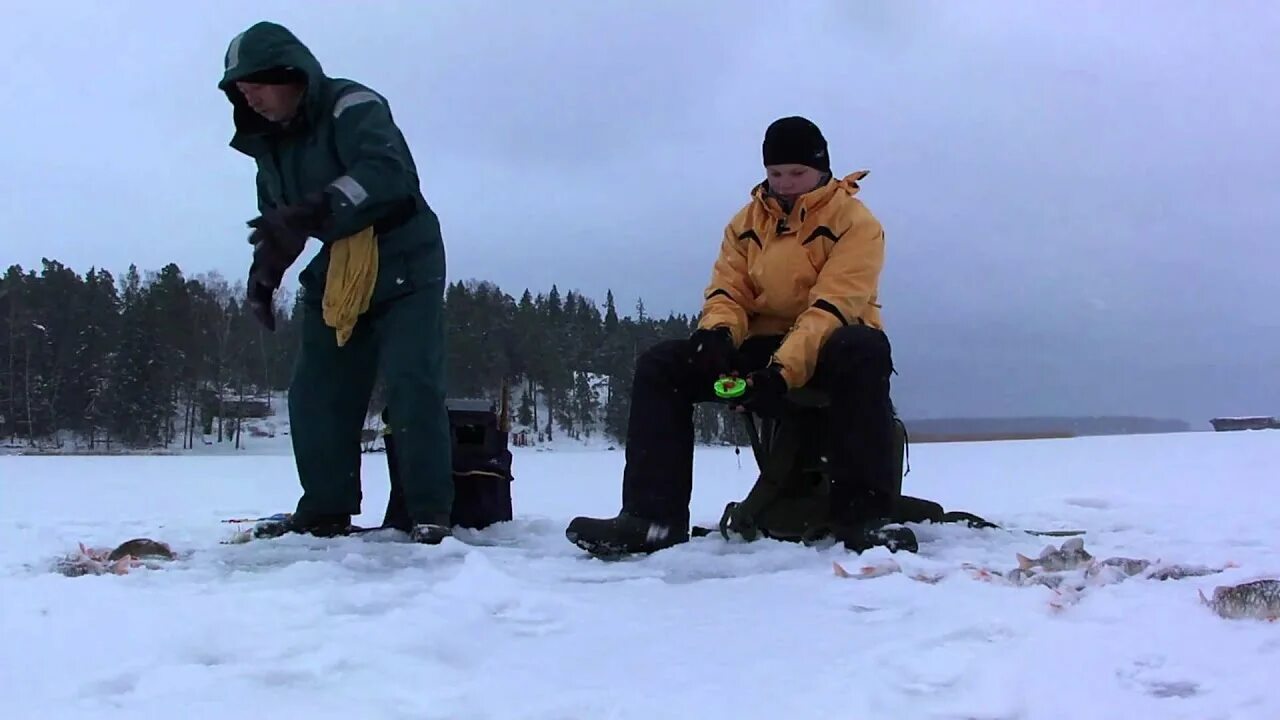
[54,537,177,577]
[833,536,1280,621]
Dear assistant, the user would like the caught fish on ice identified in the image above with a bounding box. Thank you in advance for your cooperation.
[833,558,902,580]
[832,559,944,584]
[1016,536,1094,572]
[53,537,177,577]
[1199,579,1280,621]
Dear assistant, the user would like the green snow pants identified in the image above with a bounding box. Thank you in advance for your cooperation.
[286,248,453,525]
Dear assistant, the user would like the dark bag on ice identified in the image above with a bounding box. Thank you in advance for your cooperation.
[379,399,514,531]
[696,388,992,542]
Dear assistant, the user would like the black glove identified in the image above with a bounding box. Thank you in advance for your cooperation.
[736,364,789,417]
[242,191,333,332]
[246,276,276,331]
[245,256,282,331]
[689,326,737,377]
[246,191,333,266]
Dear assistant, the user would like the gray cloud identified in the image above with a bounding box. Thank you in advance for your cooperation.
[1,0,1276,425]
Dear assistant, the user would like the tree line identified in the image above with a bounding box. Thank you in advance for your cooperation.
[0,259,751,451]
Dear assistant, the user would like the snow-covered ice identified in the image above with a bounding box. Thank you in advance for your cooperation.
[2,430,1279,719]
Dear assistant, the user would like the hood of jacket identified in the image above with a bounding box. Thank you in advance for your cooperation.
[218,22,329,154]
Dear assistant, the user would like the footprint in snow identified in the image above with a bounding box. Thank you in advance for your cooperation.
[254,667,320,688]
[1116,658,1203,700]
[489,598,566,637]
[1145,680,1200,699]
[325,595,410,617]
[1063,497,1112,510]
[79,671,139,699]
[186,647,232,667]
[924,623,1018,647]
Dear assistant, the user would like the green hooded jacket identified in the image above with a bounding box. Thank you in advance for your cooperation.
[218,21,444,307]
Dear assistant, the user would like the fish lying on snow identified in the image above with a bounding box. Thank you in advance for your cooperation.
[833,537,1243,616]
[1199,579,1280,621]
[1016,536,1094,572]
[1000,539,1233,590]
[1089,556,1152,577]
[833,558,902,580]
[54,538,176,577]
[831,558,945,584]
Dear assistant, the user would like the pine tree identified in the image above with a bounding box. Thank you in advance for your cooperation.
[0,258,765,449]
[80,268,121,448]
[0,266,34,443]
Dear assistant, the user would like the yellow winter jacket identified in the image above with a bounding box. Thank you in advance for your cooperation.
[697,171,885,388]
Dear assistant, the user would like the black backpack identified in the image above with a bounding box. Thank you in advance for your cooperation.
[379,398,514,531]
[694,388,995,542]
[697,398,912,542]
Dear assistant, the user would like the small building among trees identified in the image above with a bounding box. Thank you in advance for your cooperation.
[1209,416,1279,432]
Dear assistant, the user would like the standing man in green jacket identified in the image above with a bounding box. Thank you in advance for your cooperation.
[218,21,454,544]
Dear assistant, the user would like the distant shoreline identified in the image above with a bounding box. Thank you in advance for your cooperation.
[901,415,1192,439]
[0,414,1226,456]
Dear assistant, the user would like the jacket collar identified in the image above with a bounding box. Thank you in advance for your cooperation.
[751,170,869,221]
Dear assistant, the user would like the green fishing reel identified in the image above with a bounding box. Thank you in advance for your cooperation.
[713,375,747,400]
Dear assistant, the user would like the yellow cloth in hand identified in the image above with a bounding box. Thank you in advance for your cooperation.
[322,226,379,346]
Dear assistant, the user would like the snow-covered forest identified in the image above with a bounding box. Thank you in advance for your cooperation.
[0,260,750,451]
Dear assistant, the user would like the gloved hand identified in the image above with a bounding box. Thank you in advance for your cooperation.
[246,191,333,266]
[245,257,282,331]
[246,276,276,330]
[689,326,737,377]
[736,364,789,417]
[242,192,333,332]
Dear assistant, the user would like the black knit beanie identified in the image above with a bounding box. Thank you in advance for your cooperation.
[237,66,307,85]
[762,116,830,173]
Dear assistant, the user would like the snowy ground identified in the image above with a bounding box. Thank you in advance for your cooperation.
[2,430,1279,719]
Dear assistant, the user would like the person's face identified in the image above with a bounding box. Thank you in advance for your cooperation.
[235,81,304,122]
[765,164,823,200]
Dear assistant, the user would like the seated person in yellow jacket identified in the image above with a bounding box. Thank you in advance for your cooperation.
[567,116,911,557]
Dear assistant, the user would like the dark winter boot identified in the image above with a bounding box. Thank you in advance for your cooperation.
[808,488,919,554]
[801,518,918,554]
[833,521,917,553]
[565,512,689,558]
[252,512,354,539]
[408,514,453,545]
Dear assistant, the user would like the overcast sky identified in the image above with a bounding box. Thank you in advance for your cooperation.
[2,1,1277,426]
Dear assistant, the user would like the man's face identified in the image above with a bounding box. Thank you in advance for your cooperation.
[235,81,304,122]
[765,163,824,200]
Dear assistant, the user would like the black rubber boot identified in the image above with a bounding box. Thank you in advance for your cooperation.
[408,514,453,545]
[802,519,918,554]
[408,524,452,544]
[835,522,918,553]
[252,512,354,539]
[812,487,919,554]
[565,512,689,559]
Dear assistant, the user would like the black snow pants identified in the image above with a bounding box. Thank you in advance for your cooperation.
[620,324,896,529]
